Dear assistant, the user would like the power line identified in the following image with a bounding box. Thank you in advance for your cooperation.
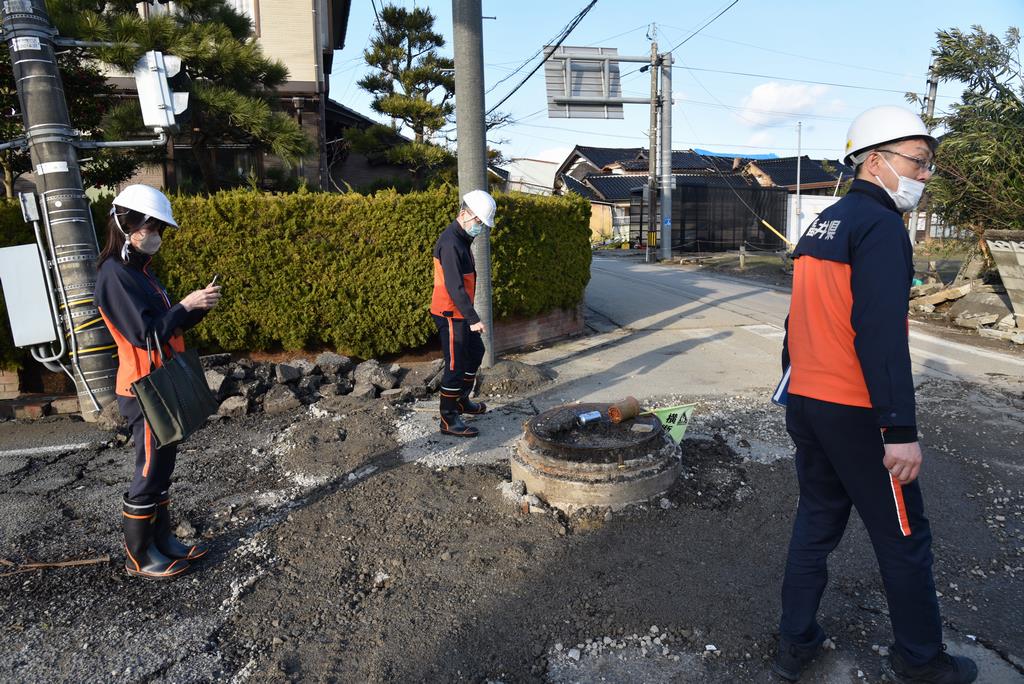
[486,0,598,116]
[659,26,913,79]
[664,0,740,53]
[673,64,955,98]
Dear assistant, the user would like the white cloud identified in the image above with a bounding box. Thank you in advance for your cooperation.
[737,82,838,129]
[747,130,775,149]
[532,146,574,163]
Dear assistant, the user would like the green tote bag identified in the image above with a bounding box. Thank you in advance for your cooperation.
[130,331,219,448]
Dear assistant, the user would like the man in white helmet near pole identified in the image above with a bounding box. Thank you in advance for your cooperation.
[772,106,977,683]
[430,190,496,438]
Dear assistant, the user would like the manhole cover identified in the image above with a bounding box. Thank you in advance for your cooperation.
[512,403,680,512]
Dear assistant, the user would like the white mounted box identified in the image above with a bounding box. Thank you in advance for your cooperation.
[0,243,58,347]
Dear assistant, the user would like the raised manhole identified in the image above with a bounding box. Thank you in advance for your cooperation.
[511,402,681,513]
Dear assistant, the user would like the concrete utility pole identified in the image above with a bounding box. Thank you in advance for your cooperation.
[646,41,658,263]
[910,61,939,242]
[452,0,494,367]
[659,51,672,261]
[1,0,116,420]
[795,121,802,238]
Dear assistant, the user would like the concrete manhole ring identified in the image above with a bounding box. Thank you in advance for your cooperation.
[511,403,681,513]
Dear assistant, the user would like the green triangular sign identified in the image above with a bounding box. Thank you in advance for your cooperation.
[649,403,696,444]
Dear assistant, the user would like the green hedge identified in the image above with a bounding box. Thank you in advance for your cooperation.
[0,188,591,366]
[158,187,591,358]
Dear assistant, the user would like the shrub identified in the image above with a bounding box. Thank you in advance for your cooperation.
[157,187,591,358]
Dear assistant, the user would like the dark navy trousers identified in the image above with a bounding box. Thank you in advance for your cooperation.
[118,395,177,501]
[433,314,485,401]
[780,394,942,666]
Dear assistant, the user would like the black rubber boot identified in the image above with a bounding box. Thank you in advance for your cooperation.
[884,644,978,684]
[154,491,208,561]
[457,373,487,414]
[122,494,191,580]
[439,392,478,437]
[771,626,826,681]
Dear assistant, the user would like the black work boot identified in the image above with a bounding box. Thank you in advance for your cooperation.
[457,372,487,414]
[122,494,191,580]
[456,390,487,415]
[884,644,978,684]
[772,627,826,681]
[154,491,208,561]
[439,392,479,437]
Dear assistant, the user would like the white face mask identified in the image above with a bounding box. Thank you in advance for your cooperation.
[134,232,162,255]
[874,154,925,212]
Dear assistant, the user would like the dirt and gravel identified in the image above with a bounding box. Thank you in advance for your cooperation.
[1,354,1022,682]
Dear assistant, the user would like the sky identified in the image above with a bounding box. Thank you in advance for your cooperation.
[328,0,1022,166]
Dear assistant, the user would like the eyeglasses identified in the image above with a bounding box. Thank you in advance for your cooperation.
[876,148,936,174]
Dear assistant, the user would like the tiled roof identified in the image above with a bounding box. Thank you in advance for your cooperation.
[559,174,600,201]
[747,156,842,187]
[588,172,754,201]
[822,159,856,180]
[489,165,510,181]
[575,146,645,169]
[586,174,650,201]
[613,151,736,172]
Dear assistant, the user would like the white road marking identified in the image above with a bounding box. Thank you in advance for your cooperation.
[910,328,1024,367]
[0,442,94,458]
[740,324,786,339]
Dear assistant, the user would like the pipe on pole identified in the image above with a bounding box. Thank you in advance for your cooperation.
[1,0,117,420]
[451,0,494,367]
[646,42,658,263]
[659,51,673,261]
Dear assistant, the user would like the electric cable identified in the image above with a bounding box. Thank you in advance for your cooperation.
[486,0,598,116]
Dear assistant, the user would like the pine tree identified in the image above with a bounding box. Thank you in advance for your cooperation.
[917,26,1024,235]
[350,4,455,188]
[47,0,312,192]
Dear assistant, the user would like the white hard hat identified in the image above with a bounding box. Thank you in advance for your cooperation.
[462,189,496,227]
[843,105,937,166]
[112,184,178,228]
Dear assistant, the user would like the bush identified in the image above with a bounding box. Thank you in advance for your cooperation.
[157,187,591,358]
[0,188,591,367]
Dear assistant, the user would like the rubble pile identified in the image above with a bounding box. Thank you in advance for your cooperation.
[909,280,1023,344]
[201,352,446,418]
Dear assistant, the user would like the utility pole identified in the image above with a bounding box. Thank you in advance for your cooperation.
[1,0,116,420]
[795,121,802,242]
[646,40,658,263]
[451,0,494,366]
[911,60,939,242]
[659,51,673,261]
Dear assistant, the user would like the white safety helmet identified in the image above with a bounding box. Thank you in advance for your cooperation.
[843,105,937,167]
[111,184,178,228]
[462,189,496,227]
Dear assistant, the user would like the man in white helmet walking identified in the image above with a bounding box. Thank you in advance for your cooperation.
[430,190,496,438]
[772,107,977,683]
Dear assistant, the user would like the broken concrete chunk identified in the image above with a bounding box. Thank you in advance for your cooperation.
[275,364,302,384]
[353,359,397,390]
[205,369,228,396]
[314,352,352,375]
[380,388,413,404]
[262,385,301,414]
[290,359,318,376]
[909,282,945,299]
[914,282,974,307]
[350,382,378,399]
[953,313,1000,330]
[217,395,249,418]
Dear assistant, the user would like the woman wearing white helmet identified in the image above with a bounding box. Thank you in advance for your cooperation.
[95,184,222,580]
